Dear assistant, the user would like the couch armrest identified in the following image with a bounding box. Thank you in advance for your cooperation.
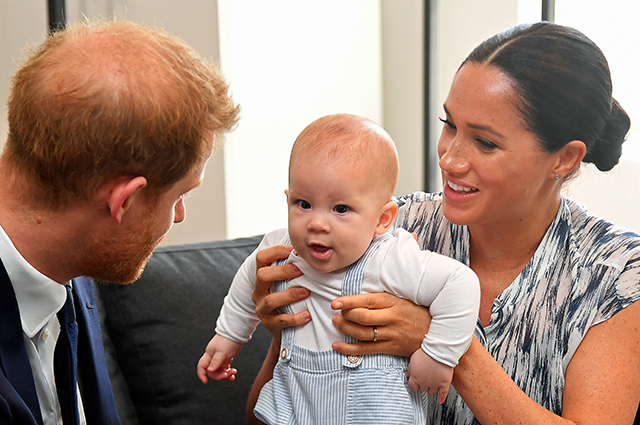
[97,235,269,425]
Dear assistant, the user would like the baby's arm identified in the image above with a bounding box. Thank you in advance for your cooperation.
[198,229,290,384]
[378,230,480,362]
[406,348,453,404]
[215,229,291,342]
[197,249,258,384]
[375,229,480,400]
[197,334,242,384]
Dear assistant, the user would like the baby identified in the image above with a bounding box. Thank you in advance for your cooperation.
[198,114,480,424]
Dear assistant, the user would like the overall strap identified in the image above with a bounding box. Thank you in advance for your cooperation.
[273,238,297,362]
[342,233,391,344]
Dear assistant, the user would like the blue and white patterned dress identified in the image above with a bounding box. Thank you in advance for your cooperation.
[393,192,640,424]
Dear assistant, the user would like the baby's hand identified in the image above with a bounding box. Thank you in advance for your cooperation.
[406,349,453,404]
[196,334,242,384]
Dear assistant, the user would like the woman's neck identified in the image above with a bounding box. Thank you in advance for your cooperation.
[468,195,561,326]
[469,195,561,266]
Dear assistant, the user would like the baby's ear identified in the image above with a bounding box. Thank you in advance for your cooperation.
[375,201,398,235]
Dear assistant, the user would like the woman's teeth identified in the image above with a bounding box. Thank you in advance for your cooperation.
[448,181,475,192]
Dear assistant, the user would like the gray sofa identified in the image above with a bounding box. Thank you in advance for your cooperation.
[94,235,640,424]
[95,235,270,425]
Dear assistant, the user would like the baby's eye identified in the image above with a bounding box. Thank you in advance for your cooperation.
[333,205,350,214]
[297,200,311,209]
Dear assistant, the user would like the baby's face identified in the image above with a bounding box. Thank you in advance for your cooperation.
[287,158,385,273]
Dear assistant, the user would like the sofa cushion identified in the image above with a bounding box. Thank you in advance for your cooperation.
[97,235,269,425]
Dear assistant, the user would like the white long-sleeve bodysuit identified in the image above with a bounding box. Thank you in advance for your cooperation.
[215,228,480,424]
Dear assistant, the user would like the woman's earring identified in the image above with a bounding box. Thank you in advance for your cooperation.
[555,174,559,181]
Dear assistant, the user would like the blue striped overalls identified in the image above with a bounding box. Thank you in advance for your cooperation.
[254,234,428,424]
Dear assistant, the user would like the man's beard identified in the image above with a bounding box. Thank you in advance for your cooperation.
[81,212,165,284]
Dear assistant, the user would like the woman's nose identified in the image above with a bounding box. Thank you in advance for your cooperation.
[438,137,469,174]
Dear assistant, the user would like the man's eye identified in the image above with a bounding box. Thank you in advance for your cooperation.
[334,205,349,214]
[297,200,311,209]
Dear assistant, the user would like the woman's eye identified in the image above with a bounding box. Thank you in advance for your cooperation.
[439,117,456,130]
[334,205,350,214]
[297,200,311,209]
[476,138,498,150]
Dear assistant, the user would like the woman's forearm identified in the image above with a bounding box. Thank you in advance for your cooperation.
[456,300,640,425]
[453,338,572,425]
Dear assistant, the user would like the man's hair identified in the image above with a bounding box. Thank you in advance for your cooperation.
[289,114,399,202]
[5,20,239,209]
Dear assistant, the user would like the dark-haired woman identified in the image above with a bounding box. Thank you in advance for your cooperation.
[248,22,640,424]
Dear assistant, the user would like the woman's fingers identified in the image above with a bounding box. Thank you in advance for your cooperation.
[256,244,295,269]
[331,313,381,341]
[252,244,309,336]
[331,294,431,357]
[253,245,301,298]
[254,289,310,335]
[332,292,400,313]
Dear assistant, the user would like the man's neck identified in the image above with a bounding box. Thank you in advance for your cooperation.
[0,168,97,283]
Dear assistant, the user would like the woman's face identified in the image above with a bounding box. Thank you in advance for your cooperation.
[438,63,560,229]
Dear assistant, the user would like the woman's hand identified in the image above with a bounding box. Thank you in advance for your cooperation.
[251,244,311,338]
[330,293,431,357]
[247,244,311,424]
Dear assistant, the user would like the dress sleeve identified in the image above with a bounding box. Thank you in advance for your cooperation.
[593,246,640,325]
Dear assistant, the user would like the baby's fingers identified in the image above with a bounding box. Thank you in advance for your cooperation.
[196,353,213,384]
[207,364,238,382]
[207,351,230,372]
[406,373,420,392]
[436,384,450,404]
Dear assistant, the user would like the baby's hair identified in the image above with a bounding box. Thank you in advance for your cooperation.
[289,114,399,202]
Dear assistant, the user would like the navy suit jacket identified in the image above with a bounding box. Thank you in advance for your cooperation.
[0,261,121,424]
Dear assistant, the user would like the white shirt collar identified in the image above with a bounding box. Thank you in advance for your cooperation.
[0,224,67,338]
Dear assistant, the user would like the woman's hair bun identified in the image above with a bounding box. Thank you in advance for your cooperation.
[583,99,630,171]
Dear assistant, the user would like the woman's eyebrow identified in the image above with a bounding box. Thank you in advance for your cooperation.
[442,104,505,139]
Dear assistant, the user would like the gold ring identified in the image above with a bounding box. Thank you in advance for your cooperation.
[373,326,378,342]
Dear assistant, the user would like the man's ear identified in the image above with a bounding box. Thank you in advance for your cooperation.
[554,140,586,180]
[107,176,148,224]
[375,201,398,235]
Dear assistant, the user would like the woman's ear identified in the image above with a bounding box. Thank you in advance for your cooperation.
[554,140,587,179]
[106,176,148,224]
[375,201,398,235]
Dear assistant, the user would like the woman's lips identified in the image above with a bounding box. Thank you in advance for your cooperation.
[444,179,478,202]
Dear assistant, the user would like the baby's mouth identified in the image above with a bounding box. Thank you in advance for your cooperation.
[308,243,333,260]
